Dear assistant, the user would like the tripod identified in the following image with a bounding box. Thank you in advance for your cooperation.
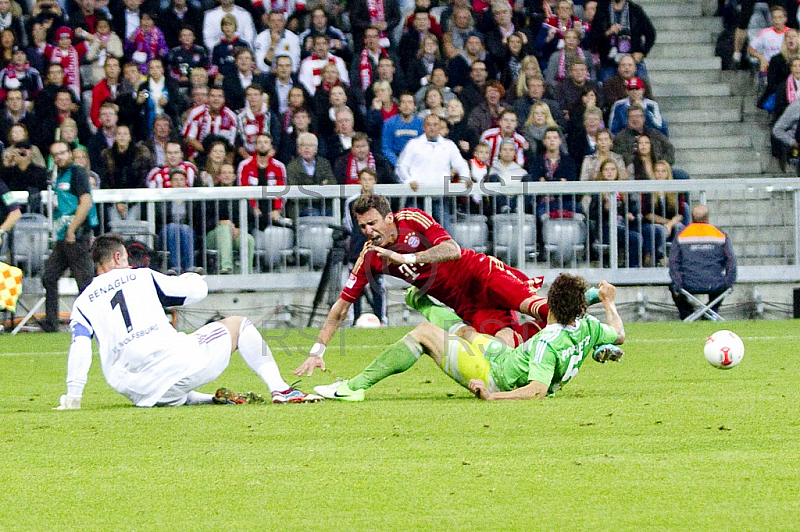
[307,226,349,327]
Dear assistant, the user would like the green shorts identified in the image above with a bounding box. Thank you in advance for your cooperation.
[441,333,508,392]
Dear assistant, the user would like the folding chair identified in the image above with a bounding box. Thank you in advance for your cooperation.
[679,287,733,323]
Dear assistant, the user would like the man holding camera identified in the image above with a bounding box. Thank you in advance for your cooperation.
[1,140,48,212]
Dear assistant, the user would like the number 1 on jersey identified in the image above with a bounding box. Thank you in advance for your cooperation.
[110,290,133,332]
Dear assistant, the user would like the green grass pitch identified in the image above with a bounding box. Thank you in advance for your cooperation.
[2,320,800,530]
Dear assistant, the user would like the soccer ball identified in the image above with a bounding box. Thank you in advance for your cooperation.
[704,330,744,369]
[355,313,382,328]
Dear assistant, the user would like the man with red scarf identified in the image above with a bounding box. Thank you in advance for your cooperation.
[349,0,401,52]
[351,26,390,95]
[297,34,349,95]
[235,85,281,159]
[333,132,392,185]
[182,86,238,159]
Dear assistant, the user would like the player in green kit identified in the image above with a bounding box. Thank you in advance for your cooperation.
[314,274,625,401]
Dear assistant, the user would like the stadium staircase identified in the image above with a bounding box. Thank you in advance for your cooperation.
[637,0,795,265]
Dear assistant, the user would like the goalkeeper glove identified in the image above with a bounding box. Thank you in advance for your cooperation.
[592,344,624,363]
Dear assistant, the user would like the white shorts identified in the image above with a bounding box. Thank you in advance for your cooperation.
[156,322,232,406]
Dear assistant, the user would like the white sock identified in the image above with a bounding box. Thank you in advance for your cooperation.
[733,52,742,61]
[186,391,214,405]
[238,318,290,393]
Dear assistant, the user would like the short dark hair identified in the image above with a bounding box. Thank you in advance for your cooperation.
[353,193,391,217]
[547,273,589,325]
[544,125,562,137]
[92,234,127,265]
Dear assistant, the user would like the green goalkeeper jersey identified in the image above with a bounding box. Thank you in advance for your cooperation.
[489,315,619,394]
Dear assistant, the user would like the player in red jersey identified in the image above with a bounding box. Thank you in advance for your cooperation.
[294,193,550,376]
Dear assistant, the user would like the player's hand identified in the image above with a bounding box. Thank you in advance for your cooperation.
[370,246,405,264]
[293,355,325,376]
[468,379,491,400]
[54,395,81,410]
[592,344,624,363]
[597,280,616,303]
[65,227,76,243]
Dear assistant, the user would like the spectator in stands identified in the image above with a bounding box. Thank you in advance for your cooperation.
[1,138,47,214]
[479,108,528,165]
[417,86,447,120]
[298,34,349,95]
[642,159,686,244]
[146,140,198,188]
[467,79,506,134]
[278,106,318,162]
[513,72,563,128]
[265,54,304,117]
[591,0,655,82]
[100,124,152,222]
[412,66,455,109]
[221,48,266,112]
[3,125,46,168]
[39,87,89,152]
[381,92,423,166]
[197,137,230,186]
[669,205,737,320]
[325,106,363,165]
[237,132,285,227]
[580,128,626,181]
[523,100,559,156]
[200,161,256,274]
[41,141,97,332]
[334,131,393,184]
[34,62,66,124]
[25,20,48,74]
[627,133,666,265]
[486,138,528,213]
[81,17,124,88]
[315,79,362,138]
[157,166,196,273]
[0,48,42,102]
[87,101,118,172]
[771,97,800,170]
[445,97,478,160]
[609,76,666,136]
[124,11,168,75]
[343,168,387,325]
[286,132,335,185]
[0,89,34,146]
[0,28,16,68]
[556,58,602,116]
[365,79,397,139]
[567,105,604,169]
[748,4,788,75]
[613,104,674,167]
[73,147,100,189]
[253,10,301,74]
[602,53,652,109]
[538,0,584,63]
[544,28,592,88]
[203,0,256,53]
[211,14,252,77]
[527,126,579,217]
[89,57,124,128]
[44,26,88,97]
[143,114,177,166]
[159,0,204,50]
[0,0,25,46]
[497,32,530,92]
[447,32,491,94]
[182,86,238,159]
[167,26,209,90]
[299,7,350,63]
[137,57,185,137]
[772,56,800,121]
[349,0,401,52]
[350,26,389,97]
[405,33,444,94]
[485,1,528,65]
[235,85,280,160]
[585,159,642,267]
[371,56,408,100]
[442,5,474,60]
[109,0,145,42]
[763,29,800,112]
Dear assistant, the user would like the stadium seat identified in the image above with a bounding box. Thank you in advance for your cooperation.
[12,213,50,275]
[297,216,335,269]
[450,215,488,253]
[543,214,587,267]
[492,213,536,266]
[679,287,733,322]
[255,225,294,271]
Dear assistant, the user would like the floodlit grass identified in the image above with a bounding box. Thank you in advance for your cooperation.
[2,320,800,530]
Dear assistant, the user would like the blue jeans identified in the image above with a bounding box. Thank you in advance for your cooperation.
[160,223,195,272]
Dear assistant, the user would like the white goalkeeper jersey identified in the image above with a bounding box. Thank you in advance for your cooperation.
[67,268,208,406]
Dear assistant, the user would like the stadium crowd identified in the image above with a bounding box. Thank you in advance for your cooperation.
[0,0,696,277]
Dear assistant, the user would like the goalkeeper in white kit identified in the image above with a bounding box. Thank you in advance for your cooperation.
[55,234,321,409]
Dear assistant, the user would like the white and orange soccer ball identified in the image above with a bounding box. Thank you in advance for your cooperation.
[704,330,745,369]
[355,313,382,328]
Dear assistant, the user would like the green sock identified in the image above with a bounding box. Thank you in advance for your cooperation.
[348,336,423,391]
[411,297,462,331]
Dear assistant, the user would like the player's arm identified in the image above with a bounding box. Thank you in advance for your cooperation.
[55,321,94,410]
[150,270,208,306]
[598,280,624,344]
[468,379,548,401]
[371,239,461,265]
[293,297,352,376]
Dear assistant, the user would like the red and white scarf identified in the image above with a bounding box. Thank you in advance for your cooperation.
[345,151,376,184]
[311,54,337,78]
[133,27,160,61]
[49,45,81,94]
[556,47,587,82]
[358,47,387,92]
[788,75,799,105]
